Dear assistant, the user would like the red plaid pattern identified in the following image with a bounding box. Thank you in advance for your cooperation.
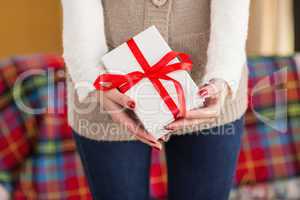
[0,55,91,200]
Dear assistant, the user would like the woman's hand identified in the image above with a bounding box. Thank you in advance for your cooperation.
[165,79,230,131]
[96,89,162,150]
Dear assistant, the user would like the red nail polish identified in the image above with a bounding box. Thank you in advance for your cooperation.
[165,126,174,131]
[198,89,208,97]
[127,101,135,109]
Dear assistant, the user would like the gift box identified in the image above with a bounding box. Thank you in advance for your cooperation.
[94,26,203,139]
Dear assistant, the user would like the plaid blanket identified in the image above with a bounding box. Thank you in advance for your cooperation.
[236,56,300,185]
[0,55,91,199]
[0,54,300,199]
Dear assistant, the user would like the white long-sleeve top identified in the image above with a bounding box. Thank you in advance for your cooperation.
[61,0,250,102]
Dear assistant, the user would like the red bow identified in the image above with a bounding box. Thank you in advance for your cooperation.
[93,38,193,119]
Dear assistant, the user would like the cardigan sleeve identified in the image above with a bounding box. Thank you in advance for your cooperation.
[202,0,250,99]
[61,0,108,102]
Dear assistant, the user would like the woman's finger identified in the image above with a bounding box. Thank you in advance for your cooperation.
[128,126,162,150]
[166,117,216,131]
[134,133,162,150]
[198,82,219,98]
[105,89,136,110]
[104,98,161,149]
[185,108,219,119]
[158,134,170,142]
[125,121,162,149]
[185,99,220,119]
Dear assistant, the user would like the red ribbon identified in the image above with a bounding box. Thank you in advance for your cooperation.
[93,38,193,119]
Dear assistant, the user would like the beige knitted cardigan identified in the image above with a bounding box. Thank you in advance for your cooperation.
[65,0,249,141]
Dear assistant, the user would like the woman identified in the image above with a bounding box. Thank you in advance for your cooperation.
[61,0,250,199]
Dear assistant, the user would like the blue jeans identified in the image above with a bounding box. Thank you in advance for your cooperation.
[73,117,244,200]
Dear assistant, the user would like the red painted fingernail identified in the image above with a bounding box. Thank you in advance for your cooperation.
[127,101,135,109]
[165,126,174,131]
[198,89,208,97]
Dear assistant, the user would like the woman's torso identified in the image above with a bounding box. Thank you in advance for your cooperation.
[67,0,248,141]
[102,0,211,83]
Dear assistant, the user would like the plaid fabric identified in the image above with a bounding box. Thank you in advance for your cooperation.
[150,149,167,199]
[230,177,300,199]
[0,55,91,200]
[0,54,300,200]
[235,56,300,185]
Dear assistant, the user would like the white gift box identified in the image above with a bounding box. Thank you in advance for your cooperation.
[101,26,203,139]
